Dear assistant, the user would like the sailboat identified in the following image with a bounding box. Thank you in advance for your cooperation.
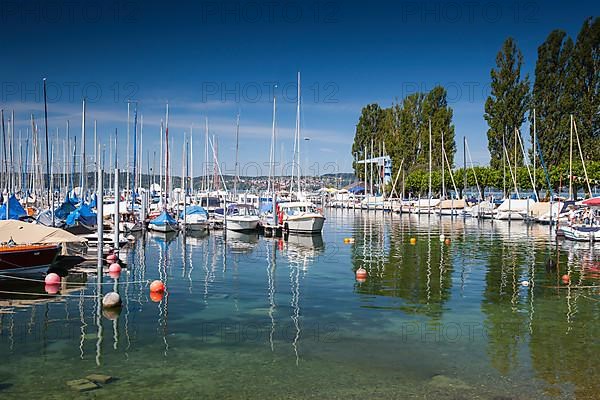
[149,104,178,233]
[412,119,440,214]
[494,128,537,220]
[280,72,325,234]
[225,114,260,232]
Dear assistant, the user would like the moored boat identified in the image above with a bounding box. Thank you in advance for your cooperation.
[148,210,179,233]
[278,202,325,233]
[0,243,61,274]
[225,204,260,232]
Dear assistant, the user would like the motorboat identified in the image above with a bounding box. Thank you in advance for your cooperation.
[225,204,260,232]
[278,202,325,233]
[0,243,61,274]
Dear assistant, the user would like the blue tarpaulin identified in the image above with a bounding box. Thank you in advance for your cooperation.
[54,198,77,220]
[65,203,97,226]
[150,210,177,226]
[0,195,27,220]
[348,185,365,194]
[259,202,273,214]
[179,206,208,219]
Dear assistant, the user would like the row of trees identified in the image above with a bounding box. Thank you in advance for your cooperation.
[401,161,600,198]
[351,86,455,181]
[352,17,599,195]
[486,17,599,168]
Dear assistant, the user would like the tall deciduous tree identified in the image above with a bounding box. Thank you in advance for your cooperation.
[484,37,530,169]
[530,30,574,165]
[351,103,386,179]
[569,17,600,161]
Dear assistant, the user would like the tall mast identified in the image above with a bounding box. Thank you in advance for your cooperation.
[234,113,240,198]
[428,118,432,200]
[569,114,573,200]
[43,80,52,222]
[190,124,194,195]
[205,118,210,192]
[10,111,15,193]
[165,104,170,209]
[463,136,466,199]
[441,129,445,199]
[268,95,276,194]
[131,104,138,214]
[80,98,86,198]
[296,72,301,195]
[66,121,70,190]
[503,126,506,198]
[139,114,143,190]
[126,102,130,205]
[1,110,6,191]
[159,120,163,195]
[532,109,536,196]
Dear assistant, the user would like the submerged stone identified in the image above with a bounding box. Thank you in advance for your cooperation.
[428,374,472,391]
[67,379,99,392]
[86,374,113,384]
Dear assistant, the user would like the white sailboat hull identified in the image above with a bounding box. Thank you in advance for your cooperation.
[494,211,524,220]
[148,223,178,233]
[560,226,600,242]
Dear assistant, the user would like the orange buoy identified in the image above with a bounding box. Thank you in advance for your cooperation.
[150,280,165,293]
[356,267,367,281]
[410,238,417,245]
[150,291,164,302]
[561,274,570,284]
[444,238,451,245]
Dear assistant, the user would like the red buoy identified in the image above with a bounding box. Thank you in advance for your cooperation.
[561,274,570,284]
[356,267,367,282]
[150,280,165,293]
[109,263,122,273]
[45,284,60,294]
[45,273,60,285]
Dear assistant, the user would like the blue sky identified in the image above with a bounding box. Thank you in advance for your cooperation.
[0,0,597,176]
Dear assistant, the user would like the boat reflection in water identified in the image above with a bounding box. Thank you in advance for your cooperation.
[226,231,259,253]
[284,233,326,271]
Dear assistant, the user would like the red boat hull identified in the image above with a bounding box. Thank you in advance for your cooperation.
[0,244,61,273]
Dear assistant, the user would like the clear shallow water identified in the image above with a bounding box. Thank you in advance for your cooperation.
[1,210,600,399]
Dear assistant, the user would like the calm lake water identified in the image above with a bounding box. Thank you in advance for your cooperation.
[1,210,600,399]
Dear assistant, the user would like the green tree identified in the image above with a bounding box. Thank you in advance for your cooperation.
[569,17,600,161]
[351,103,386,179]
[421,86,456,171]
[530,30,575,166]
[484,37,530,169]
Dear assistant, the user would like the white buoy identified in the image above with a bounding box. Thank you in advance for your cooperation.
[102,292,122,308]
[520,280,530,287]
[439,234,445,242]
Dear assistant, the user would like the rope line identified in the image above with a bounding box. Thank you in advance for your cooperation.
[0,273,151,286]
